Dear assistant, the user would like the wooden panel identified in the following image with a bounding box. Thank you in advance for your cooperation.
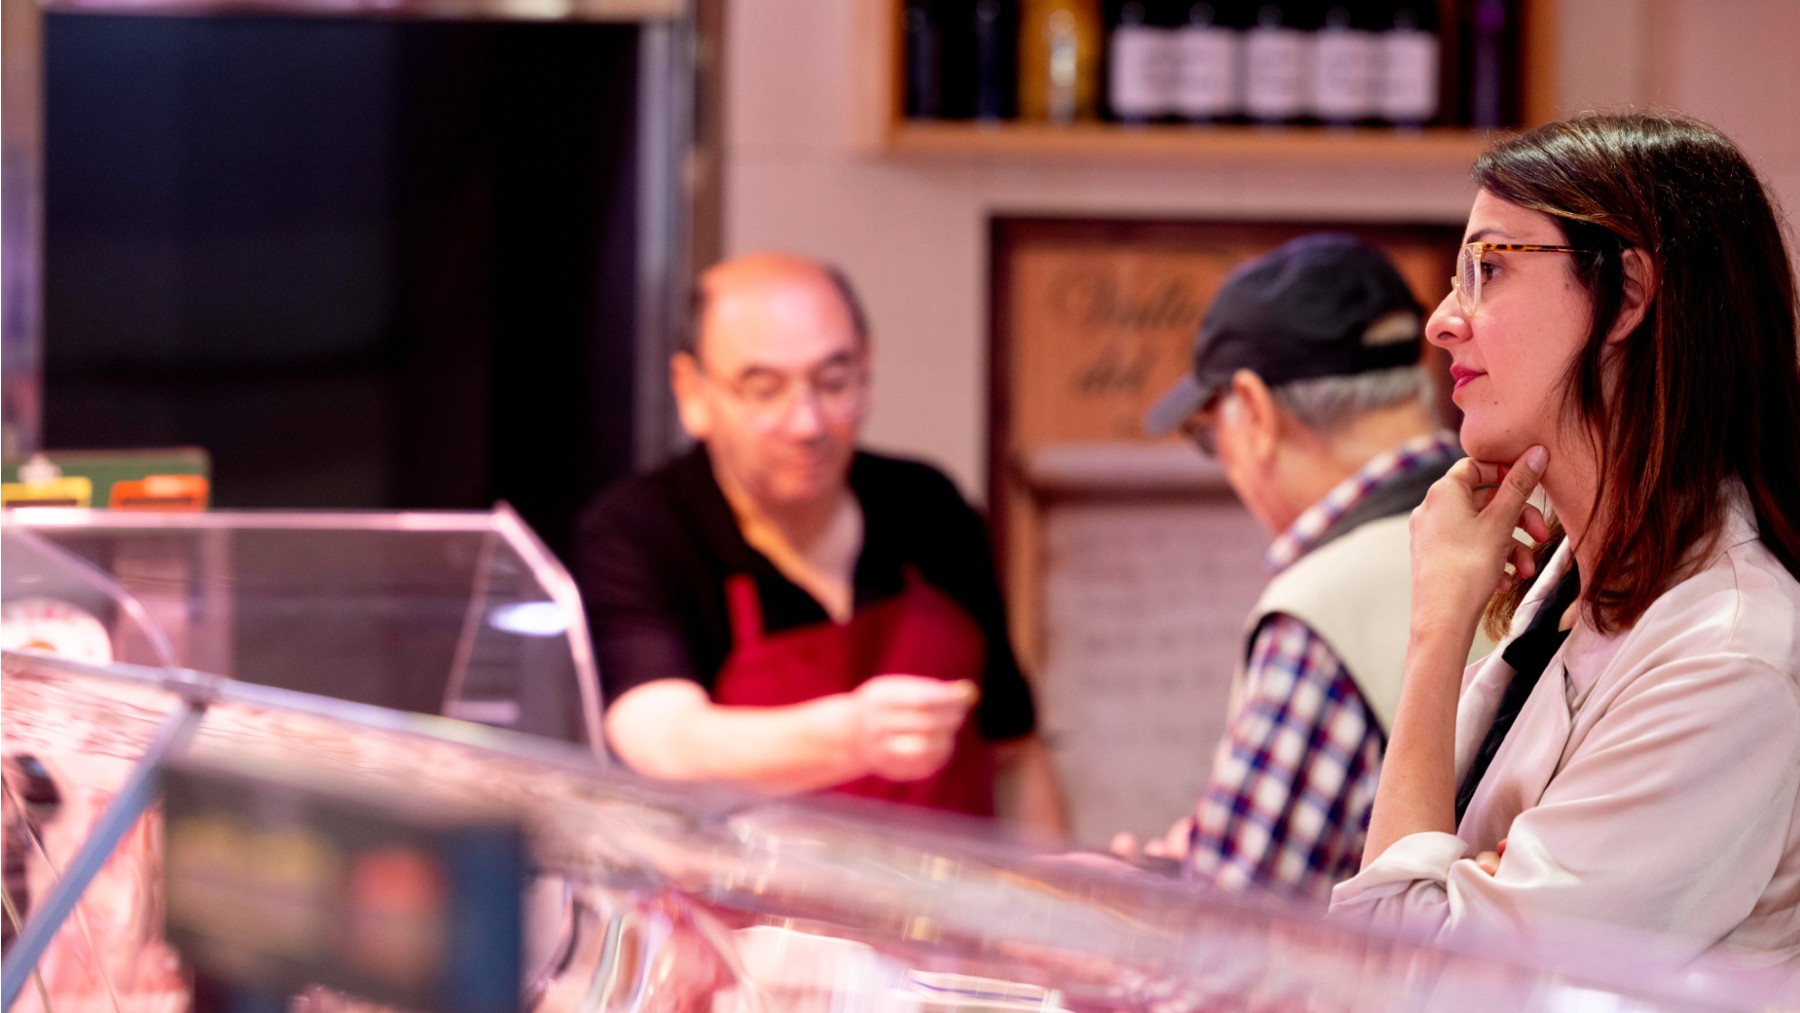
[998,220,1459,457]
[883,121,1497,164]
[1520,0,1561,127]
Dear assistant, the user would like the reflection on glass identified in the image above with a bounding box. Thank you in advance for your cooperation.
[3,648,1792,1013]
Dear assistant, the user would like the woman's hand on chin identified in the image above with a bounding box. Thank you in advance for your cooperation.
[1409,445,1551,632]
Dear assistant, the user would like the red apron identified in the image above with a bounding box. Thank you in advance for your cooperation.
[712,567,995,816]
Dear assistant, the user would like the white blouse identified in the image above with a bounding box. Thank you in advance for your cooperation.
[1330,495,1800,970]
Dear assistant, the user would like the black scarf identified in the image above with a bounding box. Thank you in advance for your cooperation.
[1452,568,1583,825]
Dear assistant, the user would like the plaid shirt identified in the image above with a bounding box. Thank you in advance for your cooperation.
[1185,432,1463,903]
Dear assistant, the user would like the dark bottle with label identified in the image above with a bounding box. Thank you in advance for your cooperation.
[971,0,1021,120]
[1377,0,1442,127]
[904,0,946,119]
[909,2,1009,122]
[1460,0,1521,128]
[1173,1,1244,124]
[1242,1,1312,125]
[1105,0,1176,124]
[1309,2,1376,126]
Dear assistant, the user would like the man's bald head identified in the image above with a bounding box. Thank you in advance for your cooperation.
[670,252,873,516]
[686,253,869,358]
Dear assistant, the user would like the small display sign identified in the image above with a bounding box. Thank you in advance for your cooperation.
[161,761,525,1012]
[0,475,93,508]
[108,474,210,511]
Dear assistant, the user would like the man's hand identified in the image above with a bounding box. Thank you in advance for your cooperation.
[850,675,979,781]
[1110,816,1192,863]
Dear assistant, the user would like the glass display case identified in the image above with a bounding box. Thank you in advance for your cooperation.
[1,507,602,749]
[2,511,1795,1012]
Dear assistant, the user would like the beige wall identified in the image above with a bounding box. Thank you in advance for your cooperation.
[723,0,1800,500]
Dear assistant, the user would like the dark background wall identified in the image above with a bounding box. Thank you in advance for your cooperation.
[42,13,644,559]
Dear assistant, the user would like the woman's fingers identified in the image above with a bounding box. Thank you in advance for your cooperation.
[1496,538,1536,594]
[1490,446,1548,521]
[1508,538,1537,582]
[1518,502,1552,544]
[1411,446,1551,623]
[1453,450,1550,533]
[1445,457,1491,497]
[1475,838,1509,875]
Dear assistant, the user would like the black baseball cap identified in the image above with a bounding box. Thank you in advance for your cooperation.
[1145,233,1425,436]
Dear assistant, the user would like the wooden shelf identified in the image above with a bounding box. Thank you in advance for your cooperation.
[851,1,1558,168]
[879,120,1501,166]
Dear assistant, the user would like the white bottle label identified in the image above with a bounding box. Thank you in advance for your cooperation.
[1048,10,1080,123]
[1244,28,1306,121]
[1379,30,1440,123]
[1311,30,1375,122]
[1175,27,1239,119]
[1110,26,1174,119]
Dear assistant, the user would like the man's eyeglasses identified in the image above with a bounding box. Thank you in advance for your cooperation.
[700,358,868,429]
[1178,392,1228,458]
[1452,242,1593,317]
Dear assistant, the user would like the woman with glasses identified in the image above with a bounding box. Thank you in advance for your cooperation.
[1330,113,1800,968]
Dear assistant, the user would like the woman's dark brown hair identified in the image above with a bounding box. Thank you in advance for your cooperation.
[1476,113,1800,636]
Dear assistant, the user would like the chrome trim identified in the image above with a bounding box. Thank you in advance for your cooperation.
[632,8,696,468]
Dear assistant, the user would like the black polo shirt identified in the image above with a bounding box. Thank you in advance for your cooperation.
[572,446,1036,742]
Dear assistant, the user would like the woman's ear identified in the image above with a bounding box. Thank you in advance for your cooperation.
[670,351,713,439]
[1606,247,1657,344]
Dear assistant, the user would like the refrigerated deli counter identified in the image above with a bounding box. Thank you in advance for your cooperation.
[0,509,1791,1012]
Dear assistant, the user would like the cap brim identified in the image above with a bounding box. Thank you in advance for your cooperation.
[1143,376,1209,437]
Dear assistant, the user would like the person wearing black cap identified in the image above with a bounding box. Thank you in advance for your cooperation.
[1120,233,1486,902]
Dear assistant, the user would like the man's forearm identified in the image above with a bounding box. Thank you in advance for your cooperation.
[607,682,866,793]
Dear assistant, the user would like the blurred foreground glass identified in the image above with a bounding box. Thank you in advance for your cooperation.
[5,644,1795,1013]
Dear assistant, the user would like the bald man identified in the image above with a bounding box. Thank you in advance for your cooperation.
[574,253,1064,828]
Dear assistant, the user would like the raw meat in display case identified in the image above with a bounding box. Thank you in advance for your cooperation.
[3,675,189,1012]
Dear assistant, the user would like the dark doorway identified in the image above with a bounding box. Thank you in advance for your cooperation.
[42,13,644,558]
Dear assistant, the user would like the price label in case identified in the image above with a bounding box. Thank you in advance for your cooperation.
[162,761,526,1012]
